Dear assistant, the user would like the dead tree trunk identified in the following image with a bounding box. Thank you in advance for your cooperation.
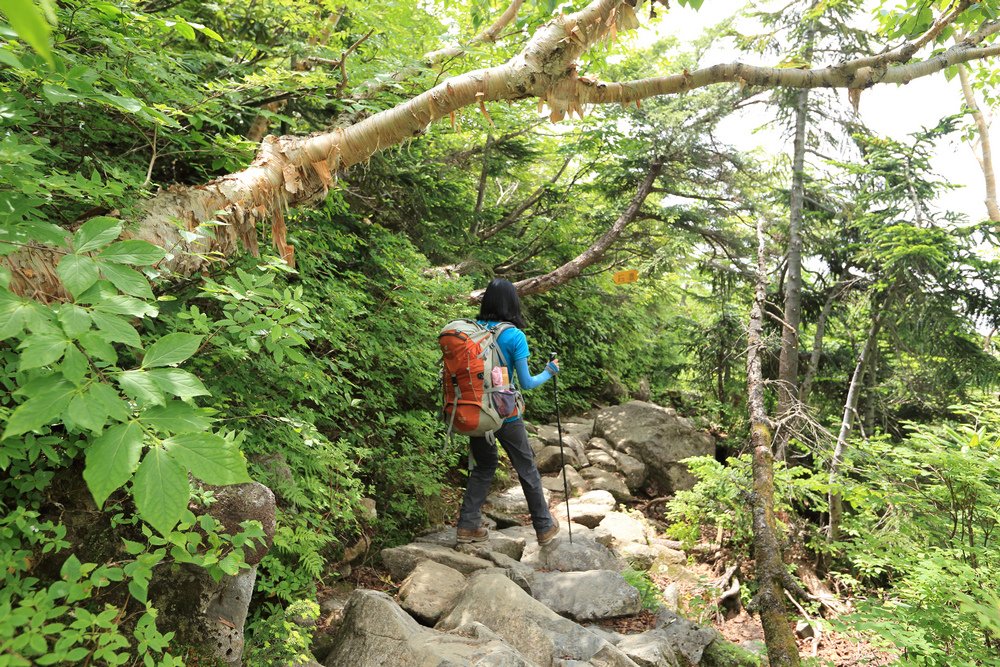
[798,279,849,405]
[747,219,801,667]
[775,85,810,461]
[827,313,882,544]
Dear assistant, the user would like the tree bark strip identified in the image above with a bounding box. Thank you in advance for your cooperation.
[747,218,801,667]
[6,0,1000,300]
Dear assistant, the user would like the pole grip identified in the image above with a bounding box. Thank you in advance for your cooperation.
[549,351,557,361]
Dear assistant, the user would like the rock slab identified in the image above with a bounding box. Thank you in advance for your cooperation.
[530,570,642,621]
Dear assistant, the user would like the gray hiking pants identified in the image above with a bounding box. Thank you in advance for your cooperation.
[457,419,555,533]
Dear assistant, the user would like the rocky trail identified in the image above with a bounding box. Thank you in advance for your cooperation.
[308,402,767,666]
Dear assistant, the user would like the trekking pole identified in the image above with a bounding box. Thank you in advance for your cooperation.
[550,352,573,544]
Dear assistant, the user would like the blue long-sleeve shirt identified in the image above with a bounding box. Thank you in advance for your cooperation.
[477,320,554,392]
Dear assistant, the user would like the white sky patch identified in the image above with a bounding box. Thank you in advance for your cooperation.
[636,0,991,223]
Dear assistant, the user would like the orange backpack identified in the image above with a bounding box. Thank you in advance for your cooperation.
[439,319,523,438]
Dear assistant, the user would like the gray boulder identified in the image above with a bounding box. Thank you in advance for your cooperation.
[416,526,526,561]
[542,466,587,495]
[616,632,681,667]
[653,610,720,666]
[563,421,595,441]
[594,401,714,494]
[149,481,276,667]
[536,446,580,473]
[579,467,632,502]
[594,512,650,549]
[587,437,615,454]
[612,451,648,492]
[530,570,642,621]
[529,436,547,455]
[487,485,553,514]
[587,449,619,471]
[324,589,532,666]
[521,534,621,572]
[436,571,641,667]
[380,543,493,581]
[398,560,467,625]
[554,490,617,528]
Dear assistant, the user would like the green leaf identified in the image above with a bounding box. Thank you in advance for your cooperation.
[89,382,130,421]
[140,401,212,434]
[0,48,24,69]
[57,304,91,337]
[99,263,153,299]
[141,333,202,368]
[57,254,100,298]
[90,311,141,348]
[60,553,81,580]
[0,291,29,339]
[98,240,165,265]
[74,217,123,253]
[78,331,118,364]
[133,447,189,535]
[42,83,80,104]
[84,422,143,508]
[60,344,88,384]
[93,294,158,318]
[18,332,67,370]
[0,0,54,66]
[68,392,106,432]
[118,370,165,406]
[147,368,210,399]
[2,379,74,439]
[164,432,250,485]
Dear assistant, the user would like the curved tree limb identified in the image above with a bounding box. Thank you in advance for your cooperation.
[425,0,526,64]
[503,157,664,298]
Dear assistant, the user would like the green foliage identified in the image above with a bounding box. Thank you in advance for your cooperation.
[622,567,664,611]
[839,404,1000,663]
[665,455,828,553]
[244,599,320,667]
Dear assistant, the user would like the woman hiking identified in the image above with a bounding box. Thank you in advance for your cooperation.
[455,278,562,546]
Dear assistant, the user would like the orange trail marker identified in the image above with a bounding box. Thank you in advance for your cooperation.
[612,269,638,284]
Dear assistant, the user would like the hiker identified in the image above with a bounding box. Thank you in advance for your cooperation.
[452,278,562,546]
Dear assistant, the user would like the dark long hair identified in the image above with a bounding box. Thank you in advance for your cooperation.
[478,278,525,328]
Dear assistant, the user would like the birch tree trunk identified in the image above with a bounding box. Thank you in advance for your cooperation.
[957,64,1000,222]
[747,219,801,667]
[827,314,882,544]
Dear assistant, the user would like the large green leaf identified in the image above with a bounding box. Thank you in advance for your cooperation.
[141,333,202,368]
[67,392,106,432]
[18,332,67,370]
[74,217,122,253]
[133,447,189,535]
[90,310,142,348]
[0,0,53,66]
[83,422,143,508]
[56,254,100,298]
[89,381,130,421]
[57,304,91,337]
[0,291,30,340]
[99,263,154,299]
[164,432,250,485]
[147,368,210,399]
[78,331,118,364]
[140,401,212,434]
[93,294,158,318]
[118,370,165,405]
[98,240,165,266]
[60,344,88,385]
[2,378,74,439]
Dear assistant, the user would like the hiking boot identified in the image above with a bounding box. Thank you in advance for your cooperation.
[537,519,560,546]
[456,525,489,544]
